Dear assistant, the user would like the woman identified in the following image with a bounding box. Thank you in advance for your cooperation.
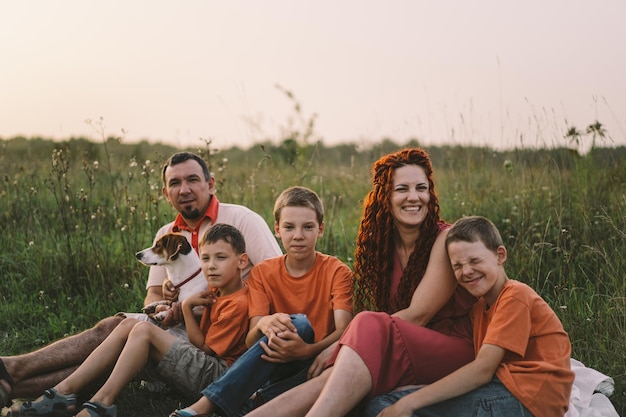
[244,147,476,417]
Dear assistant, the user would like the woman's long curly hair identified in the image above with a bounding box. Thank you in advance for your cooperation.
[353,148,444,313]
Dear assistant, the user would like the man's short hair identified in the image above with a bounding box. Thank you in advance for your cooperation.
[161,152,211,184]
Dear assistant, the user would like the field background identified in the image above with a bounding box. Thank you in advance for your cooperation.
[1,130,624,415]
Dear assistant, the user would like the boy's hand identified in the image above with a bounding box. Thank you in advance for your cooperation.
[377,399,414,417]
[307,344,334,378]
[260,329,310,362]
[257,313,298,336]
[184,290,218,310]
[162,279,179,301]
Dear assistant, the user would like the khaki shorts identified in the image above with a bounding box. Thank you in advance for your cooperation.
[152,338,229,398]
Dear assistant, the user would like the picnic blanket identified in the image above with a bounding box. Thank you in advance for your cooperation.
[566,358,619,417]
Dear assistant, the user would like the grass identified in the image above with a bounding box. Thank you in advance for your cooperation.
[0,132,624,416]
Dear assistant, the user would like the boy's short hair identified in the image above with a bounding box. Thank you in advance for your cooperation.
[161,152,212,184]
[200,223,246,255]
[273,186,324,224]
[446,216,504,252]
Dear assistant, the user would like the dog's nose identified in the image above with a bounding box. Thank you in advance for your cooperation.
[135,252,143,260]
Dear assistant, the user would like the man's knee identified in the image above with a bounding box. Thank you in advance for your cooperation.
[91,315,124,340]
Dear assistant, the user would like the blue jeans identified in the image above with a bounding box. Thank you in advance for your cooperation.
[365,377,534,417]
[202,314,315,417]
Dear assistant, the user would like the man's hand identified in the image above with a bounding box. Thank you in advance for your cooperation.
[162,279,179,302]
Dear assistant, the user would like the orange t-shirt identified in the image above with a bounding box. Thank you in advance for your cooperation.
[199,285,249,366]
[472,280,574,417]
[247,252,353,343]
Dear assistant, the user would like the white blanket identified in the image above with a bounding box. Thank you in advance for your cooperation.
[565,358,619,417]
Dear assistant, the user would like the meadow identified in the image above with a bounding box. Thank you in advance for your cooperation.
[0,132,624,416]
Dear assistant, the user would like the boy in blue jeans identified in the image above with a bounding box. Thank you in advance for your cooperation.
[170,186,354,417]
[365,216,574,417]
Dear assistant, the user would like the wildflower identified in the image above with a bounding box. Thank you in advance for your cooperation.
[503,160,513,173]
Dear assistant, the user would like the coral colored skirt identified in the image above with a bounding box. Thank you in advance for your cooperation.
[328,311,474,397]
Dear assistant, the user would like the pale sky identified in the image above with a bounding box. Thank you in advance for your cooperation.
[1,1,625,152]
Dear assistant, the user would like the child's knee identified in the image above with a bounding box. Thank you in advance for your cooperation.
[290,314,315,343]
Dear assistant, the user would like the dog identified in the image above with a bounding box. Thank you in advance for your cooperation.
[135,232,207,322]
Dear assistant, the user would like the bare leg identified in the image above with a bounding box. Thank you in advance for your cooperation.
[245,369,331,417]
[1,315,123,399]
[53,318,141,396]
[73,321,176,416]
[305,347,372,417]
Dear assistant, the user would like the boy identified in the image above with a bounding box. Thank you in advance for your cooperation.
[367,216,574,417]
[13,224,251,417]
[170,186,354,417]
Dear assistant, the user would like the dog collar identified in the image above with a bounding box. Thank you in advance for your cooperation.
[174,268,203,290]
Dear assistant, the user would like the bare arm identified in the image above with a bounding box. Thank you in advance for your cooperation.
[181,291,217,354]
[377,344,505,417]
[392,229,457,325]
[144,285,165,306]
[307,309,352,377]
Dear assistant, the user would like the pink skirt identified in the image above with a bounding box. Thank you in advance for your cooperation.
[328,311,474,397]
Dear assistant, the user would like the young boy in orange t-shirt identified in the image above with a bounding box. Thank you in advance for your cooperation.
[14,224,251,417]
[366,216,574,417]
[170,186,354,417]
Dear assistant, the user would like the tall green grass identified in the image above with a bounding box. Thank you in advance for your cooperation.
[0,135,624,415]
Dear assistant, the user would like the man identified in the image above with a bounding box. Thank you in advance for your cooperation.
[0,152,282,402]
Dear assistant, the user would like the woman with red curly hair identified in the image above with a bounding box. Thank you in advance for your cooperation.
[245,148,476,417]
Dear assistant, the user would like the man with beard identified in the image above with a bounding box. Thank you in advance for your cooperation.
[0,152,282,404]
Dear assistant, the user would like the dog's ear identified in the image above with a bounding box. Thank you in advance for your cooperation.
[169,242,183,261]
[167,235,193,261]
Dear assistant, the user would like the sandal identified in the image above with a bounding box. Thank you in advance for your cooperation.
[80,401,117,417]
[10,388,77,416]
[0,358,15,407]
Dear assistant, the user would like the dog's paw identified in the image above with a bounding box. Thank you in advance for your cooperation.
[142,300,171,315]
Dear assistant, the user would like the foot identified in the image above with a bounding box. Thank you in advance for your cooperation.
[10,388,77,416]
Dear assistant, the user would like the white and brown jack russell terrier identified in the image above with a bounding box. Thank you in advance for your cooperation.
[135,232,207,322]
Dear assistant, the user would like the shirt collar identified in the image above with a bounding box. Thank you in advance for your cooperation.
[172,194,220,233]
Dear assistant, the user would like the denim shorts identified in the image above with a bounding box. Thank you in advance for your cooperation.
[365,377,533,417]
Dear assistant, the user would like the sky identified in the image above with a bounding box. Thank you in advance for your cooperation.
[1,1,625,152]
